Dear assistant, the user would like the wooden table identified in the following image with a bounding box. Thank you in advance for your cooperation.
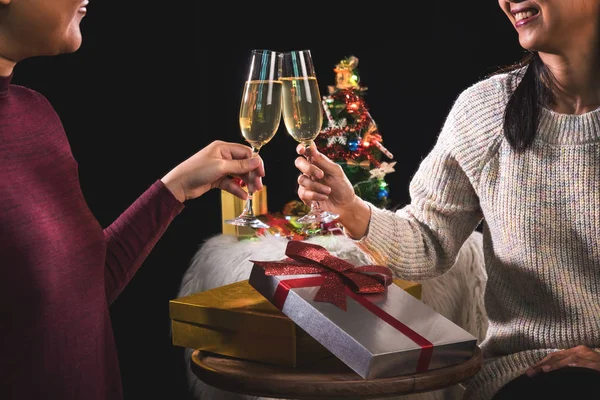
[191,347,482,400]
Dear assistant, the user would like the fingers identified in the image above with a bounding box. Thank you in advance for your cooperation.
[250,174,264,193]
[295,156,324,179]
[526,352,565,376]
[531,356,574,376]
[221,155,265,177]
[297,174,330,199]
[217,141,254,160]
[296,142,308,156]
[219,176,263,199]
[217,178,249,200]
[526,346,600,377]
[298,185,329,203]
[214,141,267,177]
[296,142,341,176]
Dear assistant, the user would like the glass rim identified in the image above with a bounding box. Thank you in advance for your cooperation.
[282,49,311,54]
[250,49,282,55]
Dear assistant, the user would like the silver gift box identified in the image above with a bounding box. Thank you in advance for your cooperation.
[248,265,478,379]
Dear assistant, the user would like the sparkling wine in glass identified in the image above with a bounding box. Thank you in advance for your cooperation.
[225,49,282,229]
[281,50,338,225]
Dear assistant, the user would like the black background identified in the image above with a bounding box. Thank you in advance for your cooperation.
[10,3,524,399]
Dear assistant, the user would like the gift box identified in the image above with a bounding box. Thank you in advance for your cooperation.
[169,279,332,367]
[248,240,478,379]
[170,277,421,368]
[393,278,421,300]
[221,185,268,238]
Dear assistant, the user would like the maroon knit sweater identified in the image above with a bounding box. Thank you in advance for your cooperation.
[0,74,185,399]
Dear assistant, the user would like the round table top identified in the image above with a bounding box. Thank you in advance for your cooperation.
[191,346,482,400]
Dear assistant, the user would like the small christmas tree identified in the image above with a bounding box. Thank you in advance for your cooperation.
[315,56,395,208]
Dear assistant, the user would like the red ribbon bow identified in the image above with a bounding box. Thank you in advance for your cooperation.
[250,240,393,311]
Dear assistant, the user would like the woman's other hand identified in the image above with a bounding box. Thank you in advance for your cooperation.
[526,345,600,377]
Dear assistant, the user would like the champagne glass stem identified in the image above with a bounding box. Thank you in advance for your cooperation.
[242,146,259,217]
[224,146,269,229]
[305,141,323,213]
[295,140,338,226]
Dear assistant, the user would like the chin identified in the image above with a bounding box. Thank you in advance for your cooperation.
[63,43,83,54]
[518,38,539,53]
[517,30,551,54]
[57,25,83,54]
[58,37,83,55]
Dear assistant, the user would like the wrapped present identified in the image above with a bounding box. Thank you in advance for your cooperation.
[170,277,421,368]
[169,280,332,367]
[248,240,478,379]
[393,278,421,300]
[221,185,268,239]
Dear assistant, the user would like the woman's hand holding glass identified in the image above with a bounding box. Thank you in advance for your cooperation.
[281,49,338,225]
[161,140,265,203]
[295,141,371,239]
[225,49,283,229]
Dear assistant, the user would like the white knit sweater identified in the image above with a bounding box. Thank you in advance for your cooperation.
[353,68,600,399]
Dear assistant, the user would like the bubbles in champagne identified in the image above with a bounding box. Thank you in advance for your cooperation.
[239,80,283,149]
[281,77,323,144]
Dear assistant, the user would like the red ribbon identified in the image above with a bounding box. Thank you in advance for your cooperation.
[252,240,434,373]
[251,240,393,311]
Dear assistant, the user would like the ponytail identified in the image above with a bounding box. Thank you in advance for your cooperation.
[496,52,555,152]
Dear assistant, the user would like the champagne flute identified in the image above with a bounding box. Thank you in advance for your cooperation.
[225,49,283,229]
[281,49,338,225]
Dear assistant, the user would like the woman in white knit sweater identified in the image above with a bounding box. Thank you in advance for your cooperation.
[294,0,600,399]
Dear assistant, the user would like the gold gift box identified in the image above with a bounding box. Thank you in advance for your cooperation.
[393,278,422,300]
[221,186,268,238]
[170,279,331,367]
[169,278,421,367]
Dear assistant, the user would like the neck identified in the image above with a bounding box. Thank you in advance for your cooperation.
[539,44,600,114]
[0,56,15,77]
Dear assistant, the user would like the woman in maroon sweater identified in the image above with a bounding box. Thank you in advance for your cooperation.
[0,1,264,398]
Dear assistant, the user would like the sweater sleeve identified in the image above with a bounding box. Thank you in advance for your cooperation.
[353,77,507,280]
[103,180,184,304]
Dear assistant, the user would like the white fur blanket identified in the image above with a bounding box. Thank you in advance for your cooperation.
[176,231,487,400]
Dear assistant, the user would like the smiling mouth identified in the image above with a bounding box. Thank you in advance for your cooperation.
[512,8,539,27]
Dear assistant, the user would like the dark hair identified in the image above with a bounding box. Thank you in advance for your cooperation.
[494,52,556,152]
